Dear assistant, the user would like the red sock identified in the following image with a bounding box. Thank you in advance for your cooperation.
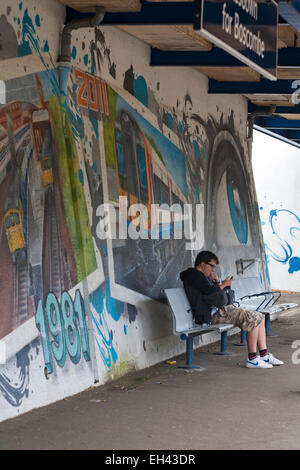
[259,349,268,358]
[248,352,257,361]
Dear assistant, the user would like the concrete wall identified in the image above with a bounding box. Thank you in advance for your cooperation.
[0,0,268,423]
[252,129,300,292]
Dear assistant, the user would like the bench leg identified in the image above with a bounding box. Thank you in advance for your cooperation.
[178,336,204,370]
[213,331,234,356]
[265,313,278,337]
[234,330,247,346]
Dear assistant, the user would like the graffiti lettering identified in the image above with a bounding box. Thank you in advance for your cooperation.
[75,69,88,108]
[35,290,90,374]
[75,68,109,115]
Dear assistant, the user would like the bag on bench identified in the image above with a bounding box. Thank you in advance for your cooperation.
[203,288,235,308]
[185,286,236,325]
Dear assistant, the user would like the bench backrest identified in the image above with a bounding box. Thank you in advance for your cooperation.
[163,287,194,334]
[231,276,272,309]
[231,276,265,299]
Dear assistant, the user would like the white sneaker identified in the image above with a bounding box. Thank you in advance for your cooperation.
[246,356,273,369]
[261,353,284,366]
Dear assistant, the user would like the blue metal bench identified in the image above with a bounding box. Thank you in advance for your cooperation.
[163,287,235,370]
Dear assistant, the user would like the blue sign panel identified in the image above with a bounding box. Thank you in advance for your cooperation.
[198,0,278,80]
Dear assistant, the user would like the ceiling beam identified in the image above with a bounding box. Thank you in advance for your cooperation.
[151,47,242,66]
[277,47,300,66]
[248,103,300,114]
[64,2,300,33]
[58,0,142,13]
[66,2,197,25]
[254,116,300,129]
[151,47,300,67]
[208,79,296,94]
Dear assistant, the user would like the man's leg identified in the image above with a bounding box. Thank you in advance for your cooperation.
[247,316,266,354]
[257,316,267,351]
[257,316,284,365]
[246,324,259,355]
[212,306,282,367]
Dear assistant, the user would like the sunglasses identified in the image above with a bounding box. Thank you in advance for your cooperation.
[206,262,217,269]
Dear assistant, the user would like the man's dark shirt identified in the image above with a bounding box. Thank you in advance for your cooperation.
[180,268,220,295]
[180,267,221,324]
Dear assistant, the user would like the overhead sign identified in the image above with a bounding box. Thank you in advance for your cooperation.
[196,0,278,81]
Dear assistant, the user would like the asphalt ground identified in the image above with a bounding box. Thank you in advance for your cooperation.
[1,293,300,451]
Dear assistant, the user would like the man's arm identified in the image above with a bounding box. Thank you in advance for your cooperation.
[209,272,232,290]
[183,270,221,295]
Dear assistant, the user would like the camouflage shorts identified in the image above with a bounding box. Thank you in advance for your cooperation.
[211,305,264,333]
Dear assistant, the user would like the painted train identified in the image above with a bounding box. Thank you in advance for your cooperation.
[114,110,187,239]
[38,127,53,187]
[3,123,53,265]
[3,170,26,265]
[32,111,53,188]
[3,156,52,267]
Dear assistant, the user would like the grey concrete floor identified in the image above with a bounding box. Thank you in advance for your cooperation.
[1,293,300,451]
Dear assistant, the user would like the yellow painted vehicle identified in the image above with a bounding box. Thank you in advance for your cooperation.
[40,156,53,187]
[4,207,26,264]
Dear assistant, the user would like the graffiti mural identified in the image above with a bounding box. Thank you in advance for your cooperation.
[69,66,196,301]
[0,345,30,407]
[252,129,300,291]
[260,208,300,274]
[0,71,96,341]
[0,0,269,422]
[35,290,91,374]
[150,100,263,283]
[102,87,192,299]
[122,70,262,279]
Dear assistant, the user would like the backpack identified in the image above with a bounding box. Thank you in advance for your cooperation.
[202,288,235,308]
[186,286,236,325]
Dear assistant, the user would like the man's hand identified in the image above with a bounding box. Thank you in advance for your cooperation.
[209,272,220,284]
[220,276,233,289]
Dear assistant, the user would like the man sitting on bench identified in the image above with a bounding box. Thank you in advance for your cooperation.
[180,250,284,369]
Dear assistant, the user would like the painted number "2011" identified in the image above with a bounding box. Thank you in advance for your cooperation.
[75,68,109,115]
[35,290,90,375]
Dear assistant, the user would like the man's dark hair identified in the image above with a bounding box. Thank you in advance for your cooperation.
[194,251,219,267]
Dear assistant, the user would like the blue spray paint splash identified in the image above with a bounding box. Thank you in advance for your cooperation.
[227,180,248,244]
[264,208,300,274]
[78,169,84,186]
[18,9,60,98]
[0,346,30,407]
[89,280,124,368]
[288,257,300,274]
[17,7,84,141]
[133,75,148,108]
[105,279,124,322]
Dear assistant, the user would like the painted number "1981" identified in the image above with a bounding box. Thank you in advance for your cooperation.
[35,290,90,374]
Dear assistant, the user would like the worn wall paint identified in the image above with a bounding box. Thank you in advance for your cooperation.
[0,0,268,423]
